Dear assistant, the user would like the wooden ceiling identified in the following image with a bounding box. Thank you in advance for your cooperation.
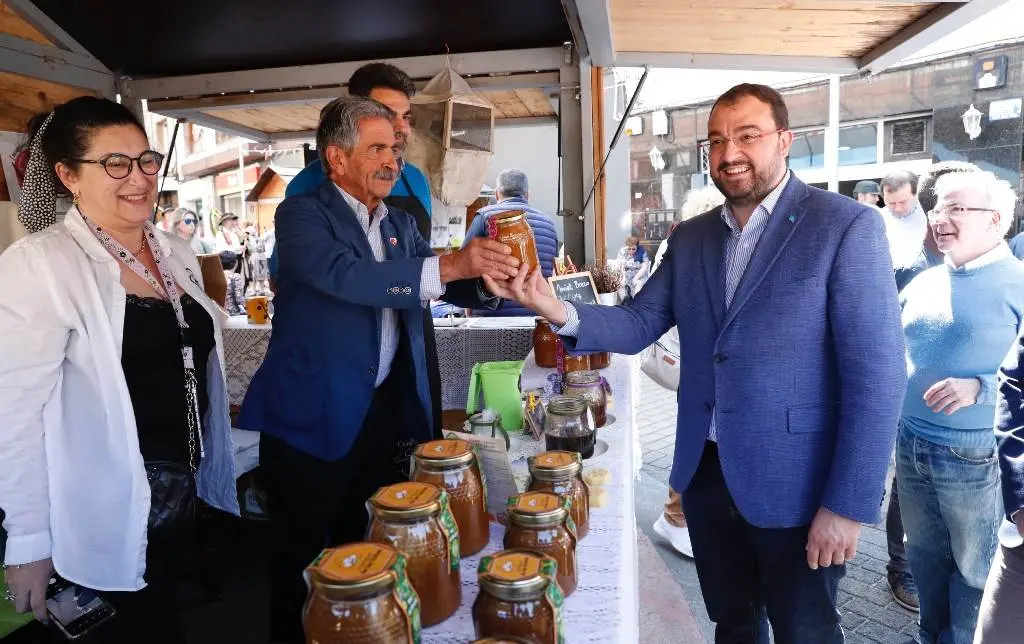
[0,1,98,132]
[180,87,556,138]
[610,0,940,58]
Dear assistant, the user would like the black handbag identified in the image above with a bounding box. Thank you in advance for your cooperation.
[145,461,197,539]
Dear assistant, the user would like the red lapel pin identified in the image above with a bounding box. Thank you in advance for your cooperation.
[389,237,398,246]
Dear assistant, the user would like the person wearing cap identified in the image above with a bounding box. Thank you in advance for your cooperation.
[214,211,243,254]
[853,180,882,209]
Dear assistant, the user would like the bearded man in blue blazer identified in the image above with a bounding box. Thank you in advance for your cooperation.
[237,96,519,642]
[487,84,907,643]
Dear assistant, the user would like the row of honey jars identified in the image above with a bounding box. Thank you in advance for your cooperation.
[504,492,578,595]
[410,439,490,556]
[303,542,421,644]
[533,318,610,371]
[473,550,567,644]
[528,451,590,539]
[366,482,462,626]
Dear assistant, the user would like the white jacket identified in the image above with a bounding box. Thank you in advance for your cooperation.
[0,207,239,591]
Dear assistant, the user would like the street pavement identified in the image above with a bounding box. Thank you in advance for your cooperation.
[634,372,920,644]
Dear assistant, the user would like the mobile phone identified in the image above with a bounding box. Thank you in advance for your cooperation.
[45,576,116,640]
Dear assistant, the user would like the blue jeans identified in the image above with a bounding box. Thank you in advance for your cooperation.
[895,423,1002,644]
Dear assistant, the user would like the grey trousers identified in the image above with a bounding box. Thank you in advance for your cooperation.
[974,543,1024,643]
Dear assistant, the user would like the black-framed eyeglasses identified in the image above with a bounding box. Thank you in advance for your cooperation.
[70,150,165,179]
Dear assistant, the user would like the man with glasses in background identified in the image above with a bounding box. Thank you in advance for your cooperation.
[488,83,906,642]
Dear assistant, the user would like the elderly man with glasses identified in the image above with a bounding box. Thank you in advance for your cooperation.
[894,170,1024,644]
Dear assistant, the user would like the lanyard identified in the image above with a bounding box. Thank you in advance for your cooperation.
[83,214,205,470]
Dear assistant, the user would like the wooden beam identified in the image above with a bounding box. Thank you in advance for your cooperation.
[590,66,607,265]
[4,0,98,58]
[0,70,97,132]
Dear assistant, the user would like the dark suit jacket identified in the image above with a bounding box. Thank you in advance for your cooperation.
[237,182,494,460]
[563,177,907,527]
[995,330,1024,533]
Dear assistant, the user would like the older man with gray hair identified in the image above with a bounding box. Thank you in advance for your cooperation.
[894,169,1024,644]
[236,96,520,642]
[463,168,559,316]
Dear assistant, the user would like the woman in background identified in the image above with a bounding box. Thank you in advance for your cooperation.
[171,206,213,255]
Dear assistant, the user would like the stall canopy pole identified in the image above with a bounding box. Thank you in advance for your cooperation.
[153,119,181,221]
[581,65,649,215]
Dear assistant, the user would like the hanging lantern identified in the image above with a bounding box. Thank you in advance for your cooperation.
[961,104,983,140]
[405,67,494,207]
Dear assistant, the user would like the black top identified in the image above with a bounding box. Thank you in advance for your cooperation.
[121,293,215,465]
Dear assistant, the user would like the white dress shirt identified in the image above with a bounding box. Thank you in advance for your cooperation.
[334,185,444,385]
[0,208,239,591]
[881,202,927,269]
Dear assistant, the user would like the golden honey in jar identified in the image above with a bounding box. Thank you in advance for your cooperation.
[302,542,421,644]
[528,451,590,540]
[411,439,490,557]
[532,318,558,369]
[473,550,565,644]
[503,492,578,596]
[491,211,540,273]
[588,351,611,370]
[366,482,461,627]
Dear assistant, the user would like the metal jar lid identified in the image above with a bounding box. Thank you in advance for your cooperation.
[477,549,558,601]
[507,492,570,528]
[546,395,587,417]
[414,439,475,469]
[307,542,401,597]
[369,481,444,521]
[528,450,583,481]
[564,369,601,386]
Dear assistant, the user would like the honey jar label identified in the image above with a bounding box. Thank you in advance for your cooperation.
[436,490,461,572]
[480,551,544,581]
[374,482,441,510]
[535,451,577,469]
[512,492,560,514]
[471,444,489,509]
[390,552,423,644]
[544,568,567,644]
[315,543,396,582]
[417,439,471,459]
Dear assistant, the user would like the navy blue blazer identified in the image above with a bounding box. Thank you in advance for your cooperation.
[564,177,907,527]
[237,182,493,460]
[995,330,1024,536]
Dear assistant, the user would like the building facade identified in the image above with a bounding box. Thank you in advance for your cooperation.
[627,40,1024,251]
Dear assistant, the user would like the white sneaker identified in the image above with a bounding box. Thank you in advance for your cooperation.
[653,514,693,558]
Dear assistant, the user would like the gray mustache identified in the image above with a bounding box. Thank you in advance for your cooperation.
[375,170,397,181]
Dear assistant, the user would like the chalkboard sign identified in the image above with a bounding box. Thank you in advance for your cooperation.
[548,271,599,305]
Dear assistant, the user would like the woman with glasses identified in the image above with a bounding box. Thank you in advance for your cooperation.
[895,169,1024,644]
[171,206,213,255]
[0,97,238,641]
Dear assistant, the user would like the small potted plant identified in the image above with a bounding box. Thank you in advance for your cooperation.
[585,263,624,305]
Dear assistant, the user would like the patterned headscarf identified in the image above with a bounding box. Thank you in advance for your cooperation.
[18,111,58,234]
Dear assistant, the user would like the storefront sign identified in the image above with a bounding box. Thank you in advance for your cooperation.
[989,98,1022,121]
[974,55,1008,90]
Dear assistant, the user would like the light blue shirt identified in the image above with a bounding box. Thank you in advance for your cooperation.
[558,172,792,441]
[333,185,444,386]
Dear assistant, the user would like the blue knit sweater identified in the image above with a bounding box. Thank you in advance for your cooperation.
[461,197,559,316]
[900,247,1024,448]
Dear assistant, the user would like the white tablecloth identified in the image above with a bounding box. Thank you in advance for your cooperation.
[425,352,642,643]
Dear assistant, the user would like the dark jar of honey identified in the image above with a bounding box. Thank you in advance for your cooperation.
[491,211,540,273]
[532,318,558,369]
[473,550,566,644]
[411,439,490,557]
[503,492,579,595]
[366,482,462,627]
[528,451,590,539]
[302,542,421,644]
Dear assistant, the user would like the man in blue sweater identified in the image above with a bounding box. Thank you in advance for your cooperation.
[462,168,559,316]
[895,169,1024,643]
